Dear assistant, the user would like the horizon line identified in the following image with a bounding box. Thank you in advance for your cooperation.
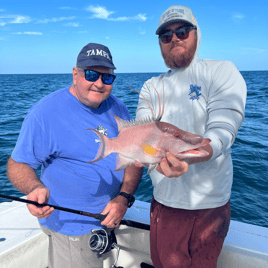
[1,70,268,75]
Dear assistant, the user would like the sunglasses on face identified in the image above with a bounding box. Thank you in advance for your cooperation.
[79,69,116,85]
[159,25,197,44]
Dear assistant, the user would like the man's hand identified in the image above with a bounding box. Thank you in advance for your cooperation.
[157,152,189,178]
[27,186,54,219]
[134,153,188,178]
[157,145,213,178]
[7,157,54,219]
[100,195,128,228]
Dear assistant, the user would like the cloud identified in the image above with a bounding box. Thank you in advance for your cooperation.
[63,22,79,27]
[86,5,147,21]
[79,30,89,34]
[242,47,268,53]
[232,13,245,20]
[139,30,146,35]
[11,15,31,24]
[139,26,146,35]
[0,14,31,25]
[59,7,77,10]
[13,32,43,35]
[37,16,76,23]
[86,5,114,19]
[135,14,147,21]
[108,13,147,22]
[108,16,129,21]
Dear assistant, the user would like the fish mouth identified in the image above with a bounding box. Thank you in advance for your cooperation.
[175,148,209,159]
[177,138,211,157]
[180,148,200,154]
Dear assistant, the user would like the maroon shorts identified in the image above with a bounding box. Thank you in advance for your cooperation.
[150,198,231,268]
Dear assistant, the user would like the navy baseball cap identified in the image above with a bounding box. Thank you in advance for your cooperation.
[76,43,116,69]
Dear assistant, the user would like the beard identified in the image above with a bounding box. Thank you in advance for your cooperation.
[160,35,197,69]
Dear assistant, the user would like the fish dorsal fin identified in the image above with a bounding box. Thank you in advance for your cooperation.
[145,81,165,121]
[112,114,154,132]
[126,81,165,122]
[126,85,155,119]
[112,114,129,132]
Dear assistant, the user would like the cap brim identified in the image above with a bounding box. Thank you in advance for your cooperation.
[77,60,116,70]
[155,19,194,35]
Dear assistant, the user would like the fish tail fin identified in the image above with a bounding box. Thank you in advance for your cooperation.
[87,129,111,163]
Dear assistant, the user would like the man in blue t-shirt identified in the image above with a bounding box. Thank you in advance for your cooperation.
[6,43,143,268]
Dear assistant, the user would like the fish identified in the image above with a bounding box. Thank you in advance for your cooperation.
[88,83,211,173]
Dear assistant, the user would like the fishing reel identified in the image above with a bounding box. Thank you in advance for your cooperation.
[89,228,123,268]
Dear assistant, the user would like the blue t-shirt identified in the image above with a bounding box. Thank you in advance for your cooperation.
[11,87,130,235]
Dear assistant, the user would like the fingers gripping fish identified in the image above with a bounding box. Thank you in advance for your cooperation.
[87,83,211,174]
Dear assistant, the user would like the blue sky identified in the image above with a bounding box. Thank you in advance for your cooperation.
[0,0,267,74]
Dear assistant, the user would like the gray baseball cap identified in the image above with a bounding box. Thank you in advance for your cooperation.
[156,5,197,35]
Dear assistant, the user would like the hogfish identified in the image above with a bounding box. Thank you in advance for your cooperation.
[88,83,211,173]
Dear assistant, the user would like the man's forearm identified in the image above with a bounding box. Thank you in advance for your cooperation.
[101,164,143,227]
[120,164,143,195]
[6,157,45,195]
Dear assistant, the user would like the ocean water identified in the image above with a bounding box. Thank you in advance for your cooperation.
[0,71,267,228]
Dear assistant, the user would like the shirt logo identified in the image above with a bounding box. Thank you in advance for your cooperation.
[95,125,108,143]
[189,85,201,100]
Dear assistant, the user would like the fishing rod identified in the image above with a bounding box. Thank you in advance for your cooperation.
[0,194,106,221]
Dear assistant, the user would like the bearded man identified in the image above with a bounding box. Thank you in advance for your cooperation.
[136,5,247,268]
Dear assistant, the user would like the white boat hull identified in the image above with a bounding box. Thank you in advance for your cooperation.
[0,199,267,268]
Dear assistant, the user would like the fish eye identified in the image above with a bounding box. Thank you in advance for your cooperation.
[174,132,181,139]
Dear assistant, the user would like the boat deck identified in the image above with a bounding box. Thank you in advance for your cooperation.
[0,199,268,268]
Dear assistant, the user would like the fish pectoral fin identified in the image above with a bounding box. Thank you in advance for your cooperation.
[147,164,158,174]
[115,155,132,171]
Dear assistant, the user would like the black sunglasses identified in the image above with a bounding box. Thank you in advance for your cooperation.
[159,25,197,44]
[79,69,116,85]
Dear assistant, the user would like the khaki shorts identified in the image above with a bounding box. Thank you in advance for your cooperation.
[150,198,231,268]
[40,225,103,268]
